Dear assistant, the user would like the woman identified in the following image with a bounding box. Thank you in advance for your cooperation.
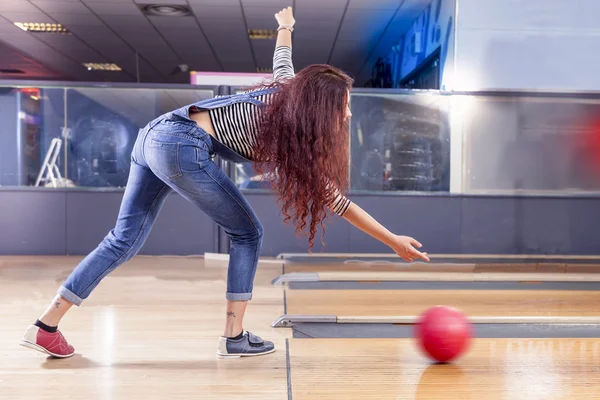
[21,6,429,359]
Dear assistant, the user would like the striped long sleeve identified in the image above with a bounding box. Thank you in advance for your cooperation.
[273,46,295,81]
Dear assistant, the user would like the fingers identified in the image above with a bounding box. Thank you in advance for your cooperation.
[400,248,430,263]
[410,237,422,248]
[409,248,427,261]
[275,6,293,21]
[275,6,292,15]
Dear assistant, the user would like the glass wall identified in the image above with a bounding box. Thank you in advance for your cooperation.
[350,91,451,192]
[229,88,272,190]
[457,93,600,194]
[229,89,452,192]
[0,83,215,188]
[2,80,600,196]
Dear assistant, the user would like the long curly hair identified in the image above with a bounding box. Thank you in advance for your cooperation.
[254,64,354,250]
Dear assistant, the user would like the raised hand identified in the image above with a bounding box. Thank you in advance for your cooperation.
[275,6,295,28]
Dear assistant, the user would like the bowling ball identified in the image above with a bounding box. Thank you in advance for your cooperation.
[414,305,472,363]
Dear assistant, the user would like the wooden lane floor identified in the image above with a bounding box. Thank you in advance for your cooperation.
[284,261,600,274]
[0,256,289,400]
[285,289,600,317]
[288,338,600,399]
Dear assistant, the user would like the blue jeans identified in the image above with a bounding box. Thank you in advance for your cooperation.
[58,115,263,305]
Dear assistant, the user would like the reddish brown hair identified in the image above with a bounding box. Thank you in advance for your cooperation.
[254,64,354,250]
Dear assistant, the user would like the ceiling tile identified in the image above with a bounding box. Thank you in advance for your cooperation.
[30,1,91,14]
[240,0,290,6]
[294,7,344,21]
[148,26,221,71]
[188,0,239,4]
[0,0,428,82]
[134,0,188,4]
[2,38,87,79]
[295,36,335,48]
[251,38,275,53]
[0,40,65,79]
[349,0,402,9]
[147,15,198,28]
[64,24,128,47]
[210,39,252,55]
[337,25,385,42]
[0,2,40,13]
[82,0,134,3]
[245,17,277,30]
[219,59,255,73]
[118,31,170,50]
[84,2,141,15]
[292,23,338,38]
[189,4,242,20]
[295,0,348,6]
[96,15,148,29]
[293,44,332,65]
[61,23,164,79]
[1,10,50,21]
[48,12,105,26]
[199,21,247,35]
[242,6,282,19]
[35,34,108,63]
[343,7,396,23]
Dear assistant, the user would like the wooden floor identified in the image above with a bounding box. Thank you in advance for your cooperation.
[289,338,600,399]
[1,256,600,399]
[0,256,289,400]
[285,261,600,274]
[286,289,600,317]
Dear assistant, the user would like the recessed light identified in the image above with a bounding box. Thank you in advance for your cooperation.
[14,22,69,33]
[140,4,192,17]
[83,63,122,71]
[248,29,277,40]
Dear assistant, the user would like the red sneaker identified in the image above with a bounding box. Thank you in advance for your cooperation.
[20,325,75,358]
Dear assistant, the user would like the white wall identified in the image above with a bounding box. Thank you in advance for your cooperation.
[454,0,600,91]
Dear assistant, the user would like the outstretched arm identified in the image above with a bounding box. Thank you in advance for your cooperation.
[273,7,295,81]
[342,202,430,263]
[325,185,429,263]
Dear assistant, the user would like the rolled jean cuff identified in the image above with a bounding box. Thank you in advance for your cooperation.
[226,292,252,301]
[58,286,83,306]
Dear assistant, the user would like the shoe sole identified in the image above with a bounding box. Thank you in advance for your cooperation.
[19,340,75,359]
[217,348,276,359]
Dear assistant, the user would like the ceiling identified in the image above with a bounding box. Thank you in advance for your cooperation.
[0,0,429,86]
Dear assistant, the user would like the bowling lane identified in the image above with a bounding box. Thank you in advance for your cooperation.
[288,338,600,400]
[284,262,600,274]
[285,289,600,317]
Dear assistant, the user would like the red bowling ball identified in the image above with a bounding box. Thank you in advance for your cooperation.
[414,306,472,363]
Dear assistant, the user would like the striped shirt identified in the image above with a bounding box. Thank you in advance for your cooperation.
[207,46,352,216]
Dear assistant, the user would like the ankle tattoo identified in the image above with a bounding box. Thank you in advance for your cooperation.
[226,311,236,318]
[54,300,61,309]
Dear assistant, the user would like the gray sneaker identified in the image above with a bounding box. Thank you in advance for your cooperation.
[216,331,275,358]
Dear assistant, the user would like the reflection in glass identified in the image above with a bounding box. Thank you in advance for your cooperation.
[0,85,214,188]
[350,93,451,192]
[229,88,271,190]
[3,83,600,196]
[462,95,600,193]
[0,87,48,187]
[64,88,213,188]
